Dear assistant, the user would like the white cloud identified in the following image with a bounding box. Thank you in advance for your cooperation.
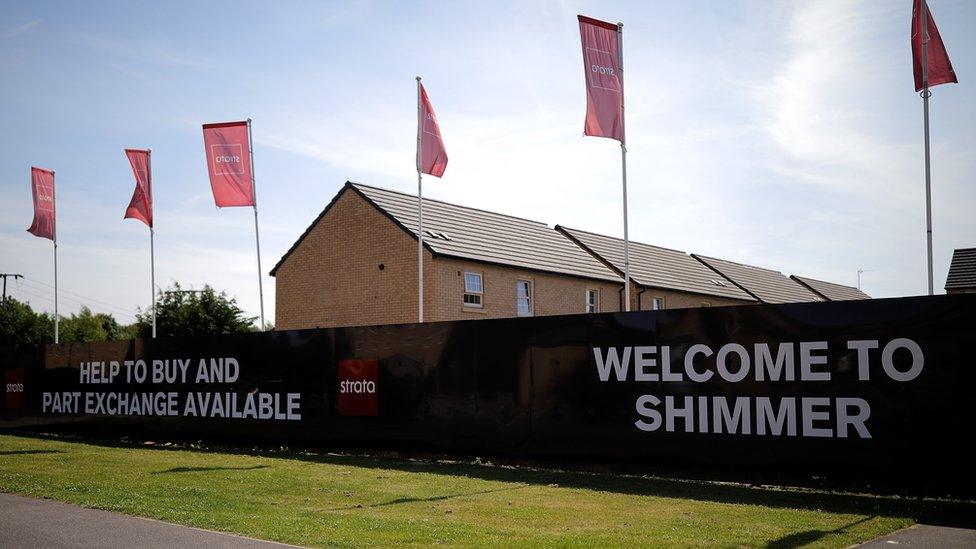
[1,20,38,39]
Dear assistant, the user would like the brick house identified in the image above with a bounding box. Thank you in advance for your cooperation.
[272,182,867,330]
[271,182,624,329]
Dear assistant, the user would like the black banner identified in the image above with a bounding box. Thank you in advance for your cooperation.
[3,295,974,492]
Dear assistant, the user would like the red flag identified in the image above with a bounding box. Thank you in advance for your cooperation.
[578,15,623,142]
[912,0,957,92]
[418,83,448,177]
[27,167,55,241]
[202,121,254,207]
[124,148,153,227]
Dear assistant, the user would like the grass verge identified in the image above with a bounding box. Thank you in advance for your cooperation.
[0,433,950,547]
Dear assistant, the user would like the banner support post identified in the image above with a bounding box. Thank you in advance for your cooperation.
[52,169,59,345]
[920,0,934,296]
[416,76,425,323]
[246,118,266,330]
[148,148,157,338]
[617,22,631,312]
[150,226,156,338]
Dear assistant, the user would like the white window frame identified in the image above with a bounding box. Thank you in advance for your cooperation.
[652,297,664,311]
[463,271,484,308]
[516,279,533,317]
[585,289,599,313]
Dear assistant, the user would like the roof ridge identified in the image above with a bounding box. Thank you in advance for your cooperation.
[349,181,549,227]
[556,225,689,255]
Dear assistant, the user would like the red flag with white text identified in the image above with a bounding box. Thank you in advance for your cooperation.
[27,167,55,241]
[124,148,153,227]
[578,15,623,141]
[202,121,254,207]
[418,84,448,177]
[911,0,957,92]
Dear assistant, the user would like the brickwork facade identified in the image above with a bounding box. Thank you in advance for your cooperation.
[630,283,753,311]
[428,258,622,322]
[274,189,425,329]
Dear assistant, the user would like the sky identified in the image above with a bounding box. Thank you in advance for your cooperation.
[1,0,974,326]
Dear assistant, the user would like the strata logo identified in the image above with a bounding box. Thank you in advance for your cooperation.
[338,359,378,416]
[210,143,245,175]
[4,369,25,409]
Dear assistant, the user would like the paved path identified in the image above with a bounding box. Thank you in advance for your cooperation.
[0,493,298,548]
[858,524,976,547]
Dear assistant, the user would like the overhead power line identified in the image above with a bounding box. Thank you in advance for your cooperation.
[11,277,140,321]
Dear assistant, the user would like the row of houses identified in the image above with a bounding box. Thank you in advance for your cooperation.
[271,182,870,330]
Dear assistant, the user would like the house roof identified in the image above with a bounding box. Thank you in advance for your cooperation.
[271,182,622,283]
[790,275,870,301]
[692,254,823,304]
[556,226,756,301]
[945,248,976,290]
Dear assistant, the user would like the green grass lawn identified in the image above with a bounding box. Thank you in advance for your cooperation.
[0,433,956,548]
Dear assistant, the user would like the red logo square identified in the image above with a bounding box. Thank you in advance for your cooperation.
[4,369,25,409]
[338,359,377,416]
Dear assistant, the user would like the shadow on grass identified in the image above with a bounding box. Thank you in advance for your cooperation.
[151,465,270,474]
[0,449,63,456]
[765,515,876,548]
[11,432,976,529]
[330,484,527,511]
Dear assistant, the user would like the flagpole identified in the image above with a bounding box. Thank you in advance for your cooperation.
[617,22,631,312]
[52,169,59,344]
[416,76,425,323]
[147,148,156,338]
[920,0,934,296]
[246,118,266,330]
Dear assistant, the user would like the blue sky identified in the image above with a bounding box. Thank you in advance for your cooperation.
[1,0,974,325]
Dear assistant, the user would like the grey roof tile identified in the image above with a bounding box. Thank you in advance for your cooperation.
[945,248,976,290]
[350,183,623,282]
[692,255,823,304]
[790,275,871,301]
[557,226,755,301]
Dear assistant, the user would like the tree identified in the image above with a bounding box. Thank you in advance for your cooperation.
[59,307,107,343]
[0,298,53,346]
[58,307,135,343]
[135,282,257,338]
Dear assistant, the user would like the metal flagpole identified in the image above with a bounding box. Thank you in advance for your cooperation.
[617,22,631,312]
[148,148,156,338]
[416,76,425,323]
[52,169,59,344]
[150,226,156,337]
[246,118,266,330]
[920,0,934,295]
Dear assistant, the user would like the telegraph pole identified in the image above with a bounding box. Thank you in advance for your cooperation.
[1,273,23,302]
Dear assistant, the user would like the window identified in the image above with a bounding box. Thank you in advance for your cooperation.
[463,272,483,307]
[586,289,599,313]
[517,280,533,316]
[652,297,664,311]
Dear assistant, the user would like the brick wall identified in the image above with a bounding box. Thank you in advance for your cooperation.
[631,282,754,310]
[428,258,622,321]
[274,188,426,329]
